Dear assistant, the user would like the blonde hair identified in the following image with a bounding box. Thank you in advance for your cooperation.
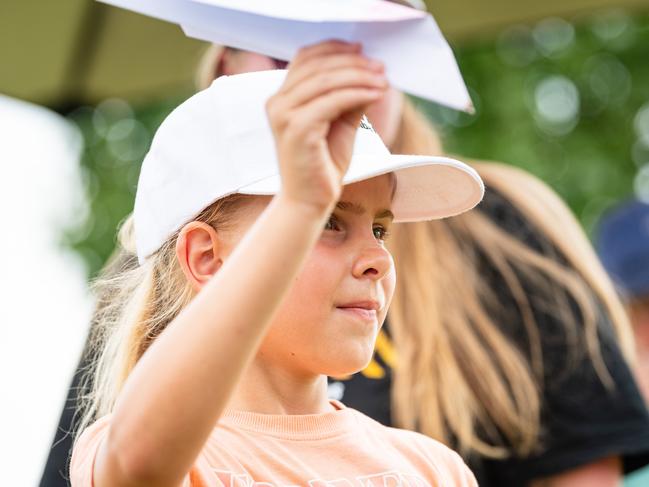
[388,102,635,458]
[196,44,225,91]
[75,194,251,441]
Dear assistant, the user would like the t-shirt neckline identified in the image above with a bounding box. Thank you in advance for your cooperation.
[219,400,358,440]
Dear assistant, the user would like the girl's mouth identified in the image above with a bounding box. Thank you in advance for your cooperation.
[336,301,380,321]
[337,307,378,321]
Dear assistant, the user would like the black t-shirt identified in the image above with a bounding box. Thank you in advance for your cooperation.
[329,189,649,486]
[40,358,86,486]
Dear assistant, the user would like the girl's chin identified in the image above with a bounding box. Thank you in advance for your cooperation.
[315,351,375,378]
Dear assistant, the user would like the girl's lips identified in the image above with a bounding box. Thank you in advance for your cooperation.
[337,300,381,311]
[336,306,379,321]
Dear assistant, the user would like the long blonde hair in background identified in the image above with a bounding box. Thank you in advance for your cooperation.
[389,100,635,459]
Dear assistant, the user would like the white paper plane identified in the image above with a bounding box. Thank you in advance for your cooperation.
[98,0,473,112]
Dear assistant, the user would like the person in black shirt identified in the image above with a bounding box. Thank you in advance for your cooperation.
[41,43,649,486]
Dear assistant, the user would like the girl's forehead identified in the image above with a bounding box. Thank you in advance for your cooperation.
[339,173,396,207]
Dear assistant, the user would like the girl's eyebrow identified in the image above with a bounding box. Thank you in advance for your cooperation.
[377,209,395,221]
[335,202,394,221]
[336,201,365,215]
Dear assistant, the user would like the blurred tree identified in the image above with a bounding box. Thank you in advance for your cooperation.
[64,96,184,275]
[421,10,649,232]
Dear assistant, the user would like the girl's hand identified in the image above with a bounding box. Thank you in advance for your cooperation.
[266,40,388,214]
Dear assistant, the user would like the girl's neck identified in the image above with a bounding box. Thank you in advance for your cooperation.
[227,355,334,415]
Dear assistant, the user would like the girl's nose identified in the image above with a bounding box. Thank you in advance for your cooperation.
[352,243,393,281]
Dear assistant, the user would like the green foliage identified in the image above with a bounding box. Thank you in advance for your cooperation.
[64,10,649,277]
[419,10,649,231]
[65,97,186,275]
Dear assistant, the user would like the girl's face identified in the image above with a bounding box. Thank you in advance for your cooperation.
[256,174,396,378]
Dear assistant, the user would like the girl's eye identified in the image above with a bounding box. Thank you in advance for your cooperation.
[325,216,341,232]
[373,225,390,241]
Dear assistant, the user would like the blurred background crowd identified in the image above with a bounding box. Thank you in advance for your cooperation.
[1,1,648,485]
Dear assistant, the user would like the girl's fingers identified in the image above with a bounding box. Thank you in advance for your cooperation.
[326,106,367,171]
[289,40,361,67]
[281,68,387,111]
[285,87,384,138]
[282,52,383,93]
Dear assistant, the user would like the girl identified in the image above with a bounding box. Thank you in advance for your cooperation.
[70,41,484,486]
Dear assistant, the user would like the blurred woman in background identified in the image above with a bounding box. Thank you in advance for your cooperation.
[195,44,649,487]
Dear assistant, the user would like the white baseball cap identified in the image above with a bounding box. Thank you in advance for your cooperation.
[134,69,484,264]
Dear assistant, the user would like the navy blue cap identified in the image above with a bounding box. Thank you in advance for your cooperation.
[596,200,649,298]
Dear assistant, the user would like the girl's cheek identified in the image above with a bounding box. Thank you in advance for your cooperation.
[303,243,344,278]
[319,230,346,247]
[383,264,397,302]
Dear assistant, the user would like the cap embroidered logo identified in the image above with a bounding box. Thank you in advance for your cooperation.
[359,115,376,132]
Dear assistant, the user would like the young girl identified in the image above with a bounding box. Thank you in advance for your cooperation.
[70,41,483,486]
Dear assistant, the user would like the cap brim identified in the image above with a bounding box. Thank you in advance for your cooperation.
[238,154,484,221]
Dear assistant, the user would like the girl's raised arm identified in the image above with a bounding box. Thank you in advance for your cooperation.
[92,41,387,487]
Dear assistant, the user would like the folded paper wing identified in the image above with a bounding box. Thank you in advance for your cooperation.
[98,0,473,112]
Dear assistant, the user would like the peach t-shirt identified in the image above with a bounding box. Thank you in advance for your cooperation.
[70,402,477,487]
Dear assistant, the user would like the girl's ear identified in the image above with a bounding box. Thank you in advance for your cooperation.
[176,222,223,293]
